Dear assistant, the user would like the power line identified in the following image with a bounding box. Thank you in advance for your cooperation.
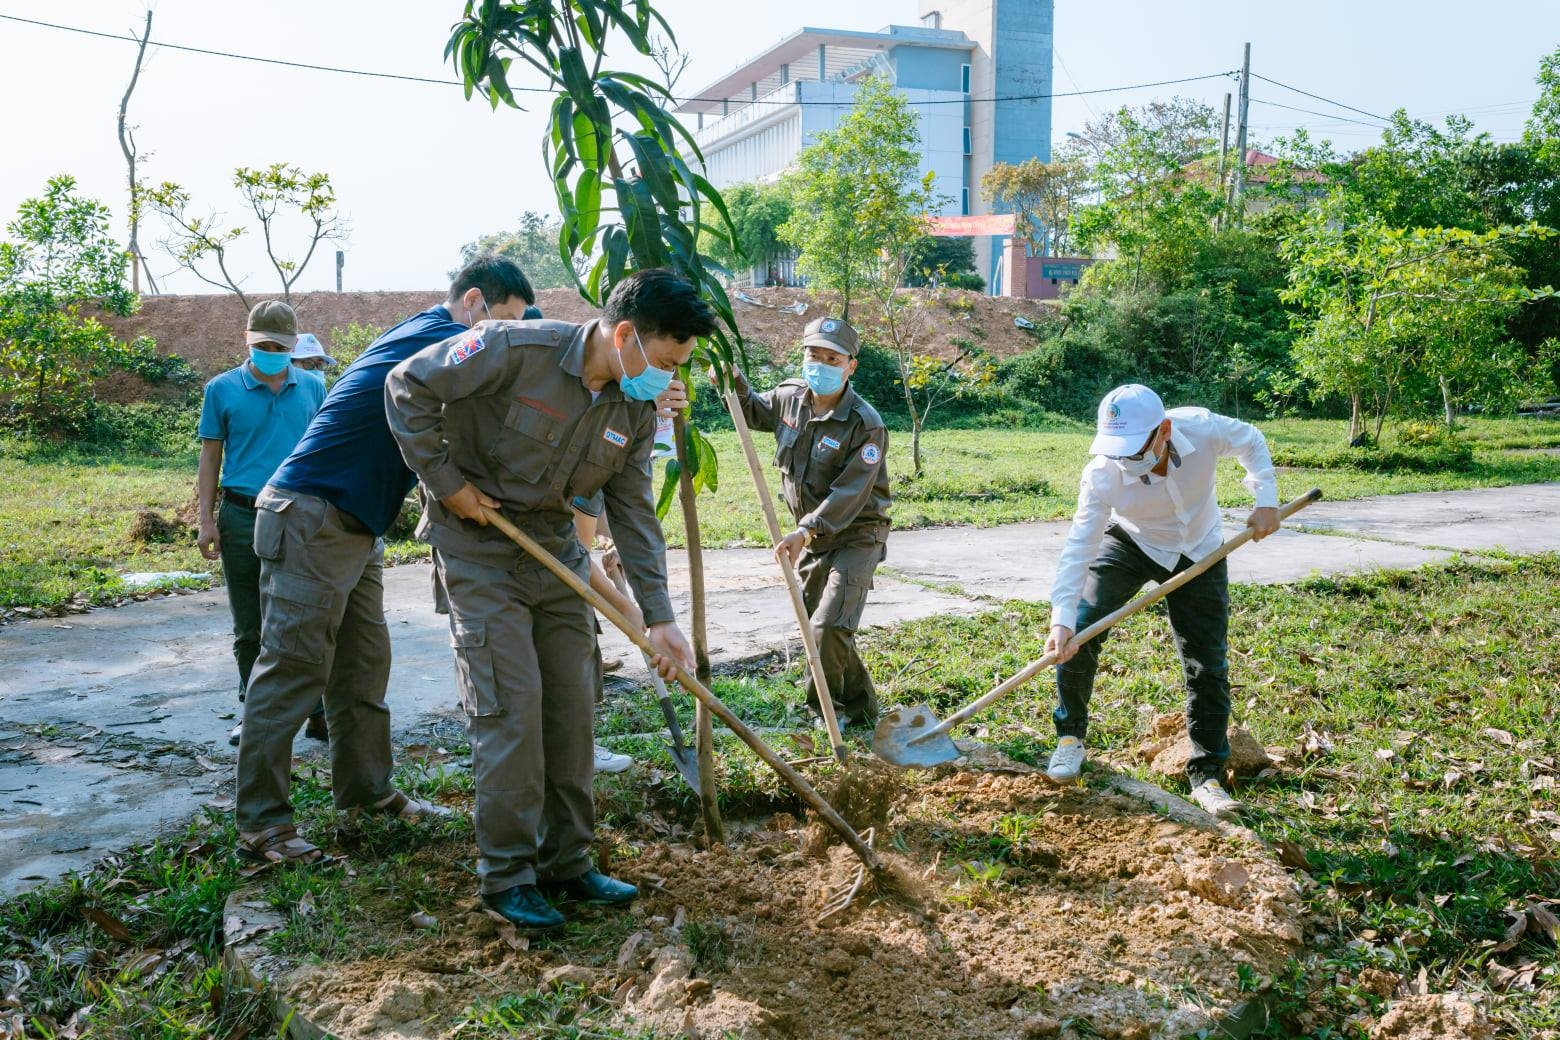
[0,12,1232,107]
[1249,71,1390,123]
[1249,96,1387,129]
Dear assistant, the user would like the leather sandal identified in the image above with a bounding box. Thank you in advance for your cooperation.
[236,824,335,867]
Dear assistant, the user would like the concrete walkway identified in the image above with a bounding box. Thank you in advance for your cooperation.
[2,482,1557,893]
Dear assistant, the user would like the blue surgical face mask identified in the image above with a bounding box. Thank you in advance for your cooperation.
[249,346,293,376]
[803,359,846,396]
[618,327,674,402]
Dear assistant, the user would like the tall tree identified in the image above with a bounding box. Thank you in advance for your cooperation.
[455,211,583,289]
[117,9,159,295]
[981,156,1089,257]
[145,164,348,307]
[779,76,928,320]
[697,181,792,279]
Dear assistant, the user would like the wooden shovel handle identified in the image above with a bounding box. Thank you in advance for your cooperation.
[921,488,1323,743]
[479,507,880,870]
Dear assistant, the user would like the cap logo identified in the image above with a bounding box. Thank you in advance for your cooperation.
[1106,403,1121,420]
[821,319,839,333]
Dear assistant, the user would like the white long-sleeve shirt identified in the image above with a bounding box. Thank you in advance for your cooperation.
[1048,407,1279,631]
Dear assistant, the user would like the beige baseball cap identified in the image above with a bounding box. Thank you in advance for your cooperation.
[245,300,299,349]
[802,316,859,357]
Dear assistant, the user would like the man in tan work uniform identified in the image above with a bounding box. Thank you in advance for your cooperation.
[733,317,891,728]
[386,269,711,933]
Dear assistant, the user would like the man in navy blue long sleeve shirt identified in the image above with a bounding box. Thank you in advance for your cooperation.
[233,256,535,867]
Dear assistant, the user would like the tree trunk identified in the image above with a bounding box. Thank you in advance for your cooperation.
[898,361,923,476]
[1348,393,1364,443]
[672,414,723,843]
[1439,375,1456,431]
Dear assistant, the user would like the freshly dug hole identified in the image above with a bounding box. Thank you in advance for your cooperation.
[253,769,1303,1040]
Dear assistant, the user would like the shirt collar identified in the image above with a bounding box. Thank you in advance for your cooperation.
[562,319,625,403]
[238,362,298,391]
[808,381,859,422]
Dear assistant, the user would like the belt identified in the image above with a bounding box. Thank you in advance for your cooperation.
[223,489,258,510]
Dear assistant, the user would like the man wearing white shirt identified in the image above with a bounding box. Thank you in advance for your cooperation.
[1044,384,1280,818]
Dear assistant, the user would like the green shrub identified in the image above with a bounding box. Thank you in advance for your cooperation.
[1271,428,1476,473]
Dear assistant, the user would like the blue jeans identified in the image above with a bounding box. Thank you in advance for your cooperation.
[1054,526,1231,785]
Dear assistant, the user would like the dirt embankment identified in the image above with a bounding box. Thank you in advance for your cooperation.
[89,287,1060,402]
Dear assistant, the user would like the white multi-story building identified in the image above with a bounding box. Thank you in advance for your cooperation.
[677,2,1055,290]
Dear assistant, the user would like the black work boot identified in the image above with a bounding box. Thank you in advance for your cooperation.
[482,884,566,932]
[542,869,638,905]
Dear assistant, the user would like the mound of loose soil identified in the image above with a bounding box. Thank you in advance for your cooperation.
[1370,994,1494,1040]
[1137,711,1274,785]
[257,767,1302,1040]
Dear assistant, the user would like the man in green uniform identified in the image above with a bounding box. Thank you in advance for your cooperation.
[386,269,711,933]
[732,317,891,728]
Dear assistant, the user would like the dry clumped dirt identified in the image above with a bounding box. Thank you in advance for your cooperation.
[1369,993,1495,1040]
[270,767,1303,1040]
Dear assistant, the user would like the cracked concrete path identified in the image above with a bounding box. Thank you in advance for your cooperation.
[1,482,1557,893]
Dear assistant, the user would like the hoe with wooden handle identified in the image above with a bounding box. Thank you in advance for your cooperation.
[480,507,881,871]
[872,489,1323,769]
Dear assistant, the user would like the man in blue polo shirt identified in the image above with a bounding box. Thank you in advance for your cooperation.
[197,301,326,747]
[233,256,533,868]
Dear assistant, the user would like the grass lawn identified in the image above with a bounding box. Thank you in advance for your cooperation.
[3,416,1559,610]
[4,554,1557,1037]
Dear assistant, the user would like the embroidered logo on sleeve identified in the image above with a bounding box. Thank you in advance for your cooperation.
[821,436,841,450]
[448,332,485,365]
[602,428,628,448]
[861,443,881,465]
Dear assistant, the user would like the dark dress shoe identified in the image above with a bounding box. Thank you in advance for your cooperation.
[481,884,565,932]
[543,869,638,905]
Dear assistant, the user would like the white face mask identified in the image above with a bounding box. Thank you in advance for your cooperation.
[1113,432,1162,478]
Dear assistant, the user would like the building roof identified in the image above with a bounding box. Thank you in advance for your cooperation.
[676,24,974,116]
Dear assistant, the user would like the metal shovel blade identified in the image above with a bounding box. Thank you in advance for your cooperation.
[666,743,702,791]
[872,704,963,768]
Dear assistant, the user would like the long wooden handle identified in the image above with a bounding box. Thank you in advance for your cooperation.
[608,566,691,750]
[917,488,1323,744]
[722,390,846,763]
[480,507,879,870]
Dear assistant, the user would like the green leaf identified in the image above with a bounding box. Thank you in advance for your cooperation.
[654,458,680,520]
[574,170,602,242]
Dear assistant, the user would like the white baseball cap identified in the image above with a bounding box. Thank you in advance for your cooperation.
[1090,384,1166,456]
[291,333,336,366]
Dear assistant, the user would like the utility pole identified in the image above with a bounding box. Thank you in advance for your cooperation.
[335,249,344,292]
[1216,91,1232,227]
[1232,43,1250,223]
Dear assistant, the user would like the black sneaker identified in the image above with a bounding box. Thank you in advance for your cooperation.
[541,869,638,906]
[482,884,566,933]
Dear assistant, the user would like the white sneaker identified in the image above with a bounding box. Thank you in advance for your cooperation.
[228,722,243,747]
[1046,736,1086,785]
[1189,778,1243,819]
[593,743,633,774]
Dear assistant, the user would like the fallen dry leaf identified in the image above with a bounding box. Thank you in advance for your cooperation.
[1526,903,1559,944]
[409,911,439,930]
[296,891,316,919]
[1490,909,1527,953]
[1484,727,1516,747]
[82,907,132,944]
[1273,841,1311,871]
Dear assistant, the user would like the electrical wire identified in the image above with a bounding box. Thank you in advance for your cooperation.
[0,12,1233,107]
[1249,71,1390,123]
[1248,96,1387,128]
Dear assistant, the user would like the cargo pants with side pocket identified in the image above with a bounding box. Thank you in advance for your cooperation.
[435,546,600,895]
[235,488,396,833]
[797,537,888,724]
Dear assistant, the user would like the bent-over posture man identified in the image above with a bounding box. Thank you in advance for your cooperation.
[386,269,708,932]
[233,256,535,866]
[1044,384,1280,818]
[733,317,891,728]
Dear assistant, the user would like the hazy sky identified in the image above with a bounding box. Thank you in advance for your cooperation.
[0,1,1553,297]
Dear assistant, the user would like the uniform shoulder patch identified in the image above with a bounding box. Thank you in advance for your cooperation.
[861,442,882,465]
[448,332,485,365]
